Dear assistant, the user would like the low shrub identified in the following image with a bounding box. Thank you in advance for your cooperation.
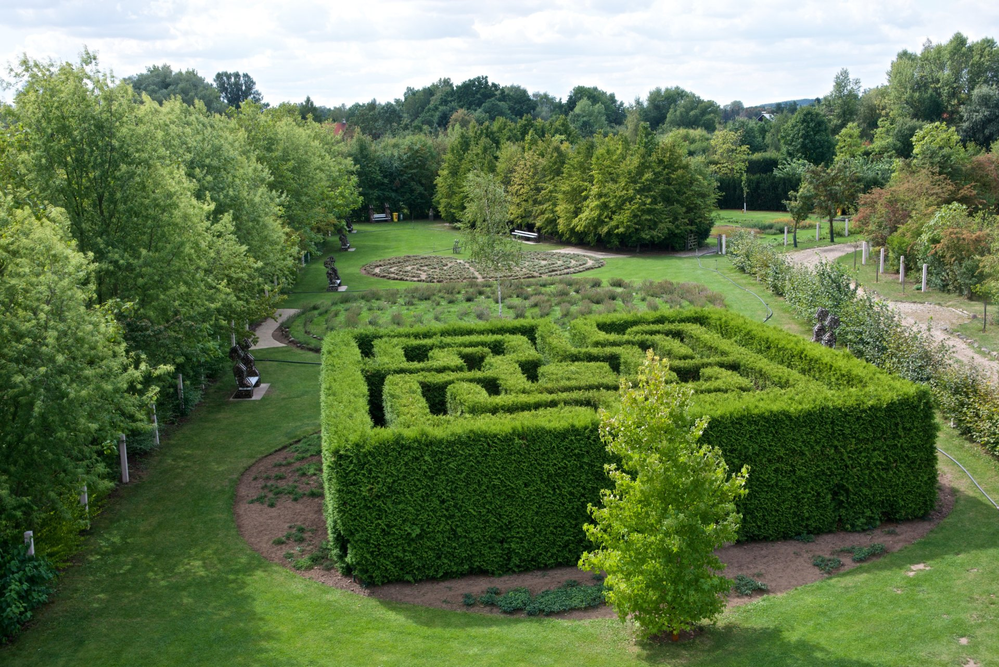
[732,574,769,596]
[1,543,56,643]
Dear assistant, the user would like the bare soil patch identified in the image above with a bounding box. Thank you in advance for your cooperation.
[236,444,954,619]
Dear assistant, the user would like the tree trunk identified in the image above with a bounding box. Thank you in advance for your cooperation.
[828,217,836,244]
[793,224,798,248]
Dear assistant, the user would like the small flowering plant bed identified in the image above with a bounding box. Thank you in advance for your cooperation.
[361,251,603,282]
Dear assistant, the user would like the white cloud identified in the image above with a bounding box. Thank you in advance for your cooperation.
[0,0,996,107]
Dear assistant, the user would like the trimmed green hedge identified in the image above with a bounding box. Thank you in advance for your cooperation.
[322,309,938,584]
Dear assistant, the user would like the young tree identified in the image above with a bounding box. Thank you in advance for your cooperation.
[802,161,860,244]
[579,351,748,640]
[784,183,816,248]
[709,129,751,210]
[461,171,521,315]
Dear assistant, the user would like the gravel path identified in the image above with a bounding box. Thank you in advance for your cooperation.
[251,309,300,350]
[786,244,999,376]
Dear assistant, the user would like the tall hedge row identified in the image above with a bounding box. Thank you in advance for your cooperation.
[716,173,801,211]
[321,309,938,585]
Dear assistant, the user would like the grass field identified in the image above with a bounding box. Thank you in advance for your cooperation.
[3,219,999,667]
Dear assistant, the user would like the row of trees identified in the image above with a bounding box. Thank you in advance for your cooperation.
[0,52,359,553]
[436,121,716,250]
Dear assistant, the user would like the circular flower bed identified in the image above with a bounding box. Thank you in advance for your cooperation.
[362,252,604,283]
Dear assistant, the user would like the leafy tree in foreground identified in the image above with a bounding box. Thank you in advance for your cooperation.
[461,171,520,315]
[579,351,749,640]
[0,199,149,546]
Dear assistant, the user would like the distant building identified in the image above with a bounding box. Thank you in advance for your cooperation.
[756,112,775,122]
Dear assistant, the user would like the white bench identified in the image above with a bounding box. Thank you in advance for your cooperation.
[371,213,391,222]
[512,230,539,243]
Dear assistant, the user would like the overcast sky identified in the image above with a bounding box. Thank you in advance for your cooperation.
[2,1,997,108]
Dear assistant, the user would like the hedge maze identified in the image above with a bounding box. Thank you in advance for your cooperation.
[321,309,938,585]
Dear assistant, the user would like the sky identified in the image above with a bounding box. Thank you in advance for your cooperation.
[1,0,997,108]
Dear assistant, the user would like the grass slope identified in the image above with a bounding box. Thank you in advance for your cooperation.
[3,222,998,666]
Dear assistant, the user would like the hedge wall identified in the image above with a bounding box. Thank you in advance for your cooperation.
[717,173,801,211]
[321,309,938,584]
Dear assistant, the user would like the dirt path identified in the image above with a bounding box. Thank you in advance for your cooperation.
[787,244,999,377]
[236,444,955,618]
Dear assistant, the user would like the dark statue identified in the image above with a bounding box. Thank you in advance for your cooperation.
[812,308,840,348]
[339,233,351,251]
[812,307,828,343]
[346,221,355,233]
[229,337,261,397]
[325,255,341,291]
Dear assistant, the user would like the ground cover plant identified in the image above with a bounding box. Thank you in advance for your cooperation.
[320,308,938,585]
[463,580,607,616]
[287,275,723,348]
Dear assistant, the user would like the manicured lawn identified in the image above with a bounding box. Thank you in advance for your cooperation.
[4,221,999,666]
[712,209,859,253]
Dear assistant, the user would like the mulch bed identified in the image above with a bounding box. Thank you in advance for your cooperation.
[235,443,955,619]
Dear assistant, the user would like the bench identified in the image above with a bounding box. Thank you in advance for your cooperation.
[369,204,392,223]
[512,230,539,243]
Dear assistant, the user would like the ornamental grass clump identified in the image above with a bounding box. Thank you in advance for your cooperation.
[579,351,749,640]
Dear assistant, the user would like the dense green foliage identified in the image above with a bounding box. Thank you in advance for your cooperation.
[0,199,149,547]
[321,308,937,585]
[579,351,748,639]
[0,51,359,551]
[0,543,56,643]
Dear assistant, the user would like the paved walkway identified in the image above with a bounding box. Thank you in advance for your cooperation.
[251,309,300,350]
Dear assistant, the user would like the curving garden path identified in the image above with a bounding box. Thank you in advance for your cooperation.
[251,308,299,350]
[786,244,999,377]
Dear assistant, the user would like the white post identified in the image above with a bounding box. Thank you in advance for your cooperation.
[845,218,849,237]
[816,222,820,241]
[862,241,868,265]
[879,247,885,274]
[80,482,89,518]
[151,403,160,447]
[301,253,306,267]
[784,226,788,246]
[230,320,236,348]
[922,263,928,292]
[24,531,34,557]
[177,373,184,410]
[900,256,905,284]
[120,434,129,484]
[721,234,727,255]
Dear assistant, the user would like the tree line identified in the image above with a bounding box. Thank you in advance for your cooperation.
[0,51,359,557]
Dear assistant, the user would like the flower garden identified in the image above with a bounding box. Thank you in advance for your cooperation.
[361,251,603,282]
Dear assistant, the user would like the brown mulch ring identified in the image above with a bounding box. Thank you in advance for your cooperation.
[235,443,955,619]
